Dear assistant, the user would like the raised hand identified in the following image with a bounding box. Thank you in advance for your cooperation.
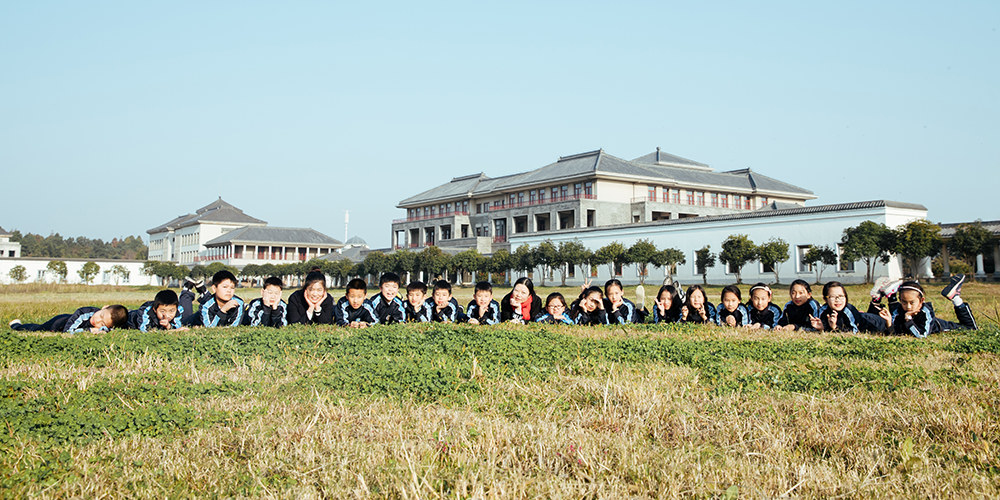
[809,314,823,330]
[827,310,839,331]
[681,305,689,320]
[725,315,736,327]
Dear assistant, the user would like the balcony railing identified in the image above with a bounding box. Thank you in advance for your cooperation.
[392,211,470,224]
[493,235,507,243]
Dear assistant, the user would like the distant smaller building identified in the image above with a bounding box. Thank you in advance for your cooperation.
[0,226,21,258]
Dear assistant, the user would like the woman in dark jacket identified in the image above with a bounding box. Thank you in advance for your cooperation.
[286,271,335,325]
[500,277,542,323]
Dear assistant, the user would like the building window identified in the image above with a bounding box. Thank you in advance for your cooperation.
[509,194,516,206]
[761,197,769,208]
[721,195,729,208]
[697,192,705,206]
[561,185,569,199]
[551,187,559,201]
[686,191,695,205]
[797,245,813,273]
[711,193,718,207]
[530,190,537,203]
[744,197,751,210]
[648,186,656,200]
[584,182,593,196]
[574,183,582,196]
[614,263,623,276]
[671,189,680,204]
[517,192,524,205]
[476,204,482,214]
[430,206,437,216]
[538,189,545,203]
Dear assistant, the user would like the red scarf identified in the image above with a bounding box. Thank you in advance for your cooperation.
[518,295,533,320]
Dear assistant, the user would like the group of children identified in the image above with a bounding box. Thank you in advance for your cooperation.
[7,269,978,338]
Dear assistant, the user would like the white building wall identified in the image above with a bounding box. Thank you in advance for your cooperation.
[510,203,929,286]
[0,258,152,286]
[595,179,637,202]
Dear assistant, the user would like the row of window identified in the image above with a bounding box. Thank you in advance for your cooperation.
[645,187,770,209]
[408,183,596,220]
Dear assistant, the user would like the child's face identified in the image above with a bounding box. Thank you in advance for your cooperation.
[261,285,282,307]
[474,290,492,308]
[659,291,673,309]
[90,307,113,329]
[722,292,740,312]
[407,289,425,307]
[216,279,236,302]
[789,284,811,306]
[581,291,602,312]
[305,282,326,303]
[347,288,367,309]
[899,290,924,316]
[825,287,847,311]
[154,304,178,323]
[546,298,566,316]
[380,282,399,301]
[606,285,623,305]
[433,289,452,308]
[512,284,530,303]
[689,290,705,309]
[750,290,770,311]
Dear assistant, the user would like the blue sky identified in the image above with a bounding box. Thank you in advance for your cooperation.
[2,1,997,249]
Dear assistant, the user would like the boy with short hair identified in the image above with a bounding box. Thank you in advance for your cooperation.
[369,272,405,325]
[128,289,187,332]
[181,270,245,327]
[466,281,500,325]
[404,281,431,322]
[335,278,378,328]
[243,276,288,328]
[10,304,129,334]
[427,280,465,323]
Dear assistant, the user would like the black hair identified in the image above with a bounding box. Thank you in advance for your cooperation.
[474,281,493,294]
[152,289,179,309]
[513,277,535,297]
[212,270,237,286]
[406,281,427,294]
[346,278,367,293]
[721,285,742,302]
[748,282,771,298]
[263,276,284,289]
[656,284,680,305]
[545,292,567,309]
[822,281,848,303]
[898,280,925,298]
[379,272,401,286]
[604,279,623,296]
[302,272,326,291]
[578,285,604,302]
[433,280,452,294]
[790,279,812,294]
[107,305,129,328]
[685,284,707,308]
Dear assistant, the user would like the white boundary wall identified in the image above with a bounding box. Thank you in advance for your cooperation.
[510,200,930,286]
[0,258,152,286]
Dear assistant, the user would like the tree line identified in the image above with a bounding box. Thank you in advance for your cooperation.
[9,231,148,260]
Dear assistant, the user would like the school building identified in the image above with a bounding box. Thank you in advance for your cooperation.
[390,147,938,285]
[147,198,344,267]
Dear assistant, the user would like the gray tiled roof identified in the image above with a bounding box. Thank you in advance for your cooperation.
[203,227,343,247]
[939,220,1000,238]
[511,200,928,238]
[0,226,8,235]
[398,148,814,207]
[317,246,368,263]
[147,199,267,234]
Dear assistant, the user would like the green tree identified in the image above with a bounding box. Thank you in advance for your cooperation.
[241,263,262,286]
[594,241,628,278]
[452,248,485,285]
[78,262,101,284]
[803,245,838,284]
[8,265,27,284]
[189,265,209,279]
[695,245,716,285]
[626,239,659,285]
[651,247,686,283]
[488,248,513,284]
[893,219,942,278]
[46,260,68,283]
[719,234,757,284]
[363,251,392,281]
[512,244,536,278]
[110,264,130,285]
[840,221,894,284]
[556,240,590,286]
[948,221,994,273]
[532,240,559,286]
[418,246,450,281]
[392,250,418,282]
[756,237,790,284]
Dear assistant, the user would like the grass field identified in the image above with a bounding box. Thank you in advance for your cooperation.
[2,281,999,498]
